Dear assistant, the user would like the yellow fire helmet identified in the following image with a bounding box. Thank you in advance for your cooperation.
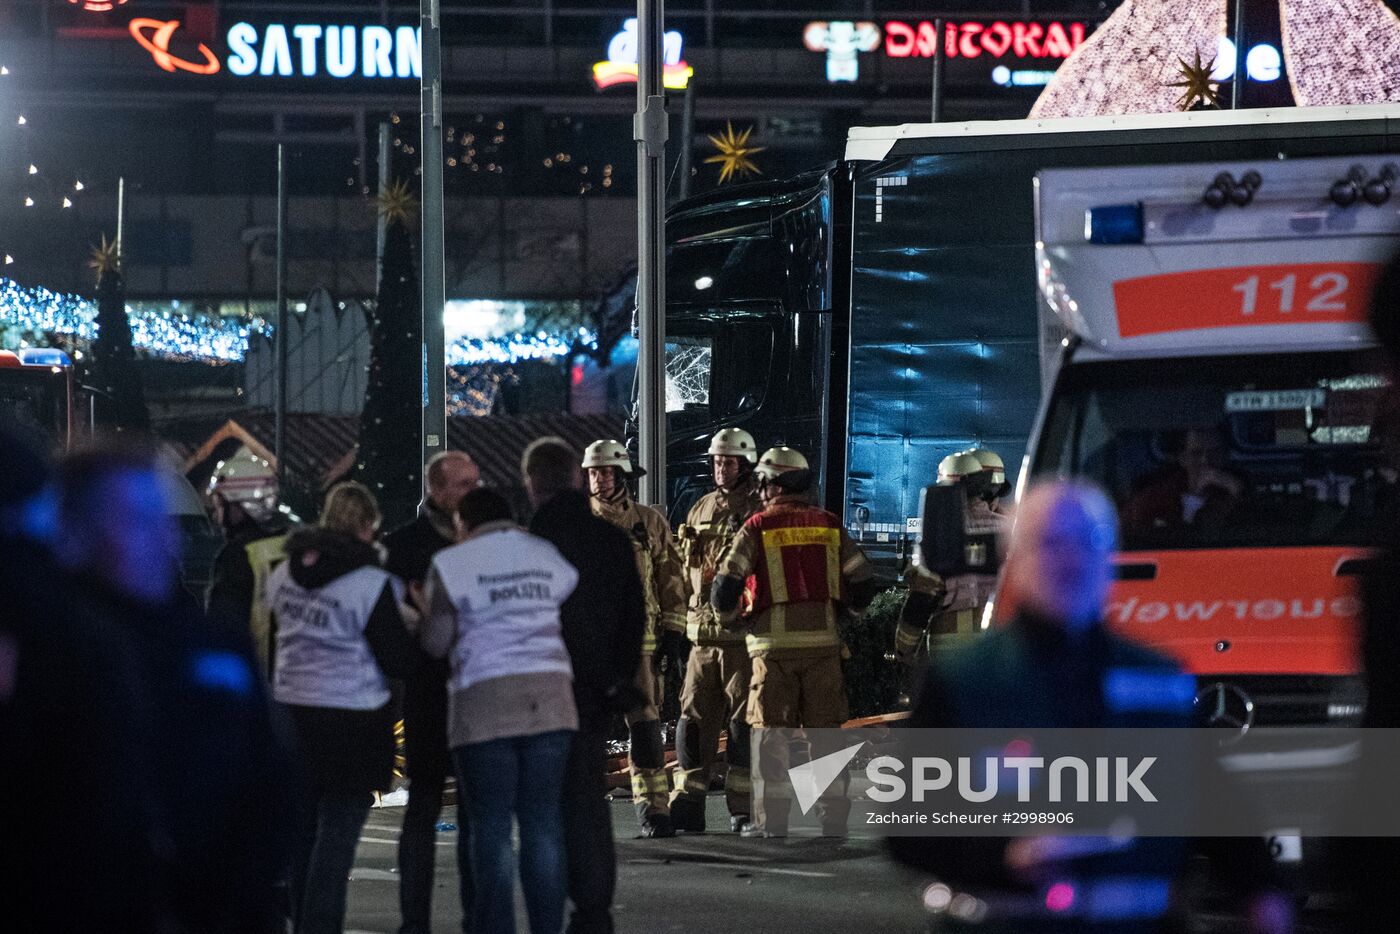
[966,448,1007,487]
[707,427,759,463]
[581,439,634,473]
[937,452,983,486]
[754,446,809,482]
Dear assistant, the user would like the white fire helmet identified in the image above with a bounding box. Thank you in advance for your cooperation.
[754,446,809,482]
[581,439,634,474]
[707,428,759,464]
[967,448,1007,487]
[937,452,983,486]
[207,445,279,520]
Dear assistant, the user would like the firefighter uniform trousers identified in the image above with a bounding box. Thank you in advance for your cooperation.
[671,479,760,821]
[673,645,751,815]
[592,492,687,824]
[717,496,875,836]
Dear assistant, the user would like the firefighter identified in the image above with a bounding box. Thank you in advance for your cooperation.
[710,446,879,838]
[205,460,291,681]
[967,447,1012,516]
[670,428,763,834]
[892,452,999,669]
[582,439,688,839]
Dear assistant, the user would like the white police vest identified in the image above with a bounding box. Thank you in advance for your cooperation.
[431,526,578,694]
[268,563,400,710]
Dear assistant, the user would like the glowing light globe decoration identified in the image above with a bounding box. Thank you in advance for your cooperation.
[1031,0,1400,118]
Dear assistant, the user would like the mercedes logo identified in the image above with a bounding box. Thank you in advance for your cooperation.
[1195,682,1255,738]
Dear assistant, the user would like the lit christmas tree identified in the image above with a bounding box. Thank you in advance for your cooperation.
[88,235,149,432]
[355,180,422,528]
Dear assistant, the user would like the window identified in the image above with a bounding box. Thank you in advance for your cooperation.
[1035,350,1395,550]
[663,315,775,428]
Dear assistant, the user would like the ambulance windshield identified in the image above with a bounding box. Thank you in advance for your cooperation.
[1035,350,1395,550]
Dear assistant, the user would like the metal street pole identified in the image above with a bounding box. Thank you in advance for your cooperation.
[636,0,668,507]
[275,144,289,491]
[115,176,125,260]
[376,122,391,290]
[931,18,947,122]
[1231,0,1246,109]
[677,80,695,202]
[420,0,447,501]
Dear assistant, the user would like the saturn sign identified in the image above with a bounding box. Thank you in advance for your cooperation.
[130,20,421,80]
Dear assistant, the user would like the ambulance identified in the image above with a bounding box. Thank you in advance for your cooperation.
[1027,154,1400,732]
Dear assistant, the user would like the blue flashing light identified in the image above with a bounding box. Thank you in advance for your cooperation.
[1085,204,1144,245]
[1103,668,1197,714]
[18,348,72,368]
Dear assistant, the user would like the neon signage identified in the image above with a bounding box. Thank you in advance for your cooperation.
[593,18,692,90]
[1211,37,1283,83]
[228,23,421,78]
[883,21,1088,59]
[69,0,127,11]
[803,21,880,83]
[129,19,221,75]
[130,20,422,79]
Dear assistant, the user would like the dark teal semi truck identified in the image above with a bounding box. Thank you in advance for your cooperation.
[651,105,1400,571]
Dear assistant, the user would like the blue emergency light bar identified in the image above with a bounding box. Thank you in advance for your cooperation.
[1084,203,1144,245]
[18,348,72,368]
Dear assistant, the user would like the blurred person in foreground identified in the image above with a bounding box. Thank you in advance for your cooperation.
[383,450,480,934]
[890,480,1290,934]
[0,426,173,929]
[422,488,579,934]
[1340,249,1400,933]
[52,438,290,932]
[522,436,646,934]
[267,481,421,934]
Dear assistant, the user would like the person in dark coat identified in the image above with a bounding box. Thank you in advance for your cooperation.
[267,481,422,934]
[382,450,480,934]
[52,439,292,933]
[891,481,1290,934]
[522,436,647,934]
[0,425,175,931]
[1340,249,1400,933]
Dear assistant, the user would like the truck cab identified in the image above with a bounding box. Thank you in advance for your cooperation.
[653,167,847,524]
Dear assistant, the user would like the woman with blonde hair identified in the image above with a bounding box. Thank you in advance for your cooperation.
[267,481,421,934]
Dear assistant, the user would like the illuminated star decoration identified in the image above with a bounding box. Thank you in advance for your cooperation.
[88,234,121,282]
[1167,48,1221,110]
[704,122,764,185]
[375,179,419,227]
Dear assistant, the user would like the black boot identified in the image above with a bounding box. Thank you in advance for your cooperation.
[670,796,706,833]
[639,813,675,839]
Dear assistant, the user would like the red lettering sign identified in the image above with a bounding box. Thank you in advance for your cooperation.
[982,21,1014,58]
[1013,22,1044,57]
[885,20,915,57]
[880,19,1088,60]
[1112,263,1378,338]
[959,22,983,58]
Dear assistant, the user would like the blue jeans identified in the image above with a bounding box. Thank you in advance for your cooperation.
[453,730,573,934]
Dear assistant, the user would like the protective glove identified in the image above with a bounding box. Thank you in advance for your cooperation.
[654,628,690,674]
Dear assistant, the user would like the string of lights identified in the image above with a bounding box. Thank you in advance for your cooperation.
[1,275,596,367]
[0,277,255,362]
[0,60,90,267]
